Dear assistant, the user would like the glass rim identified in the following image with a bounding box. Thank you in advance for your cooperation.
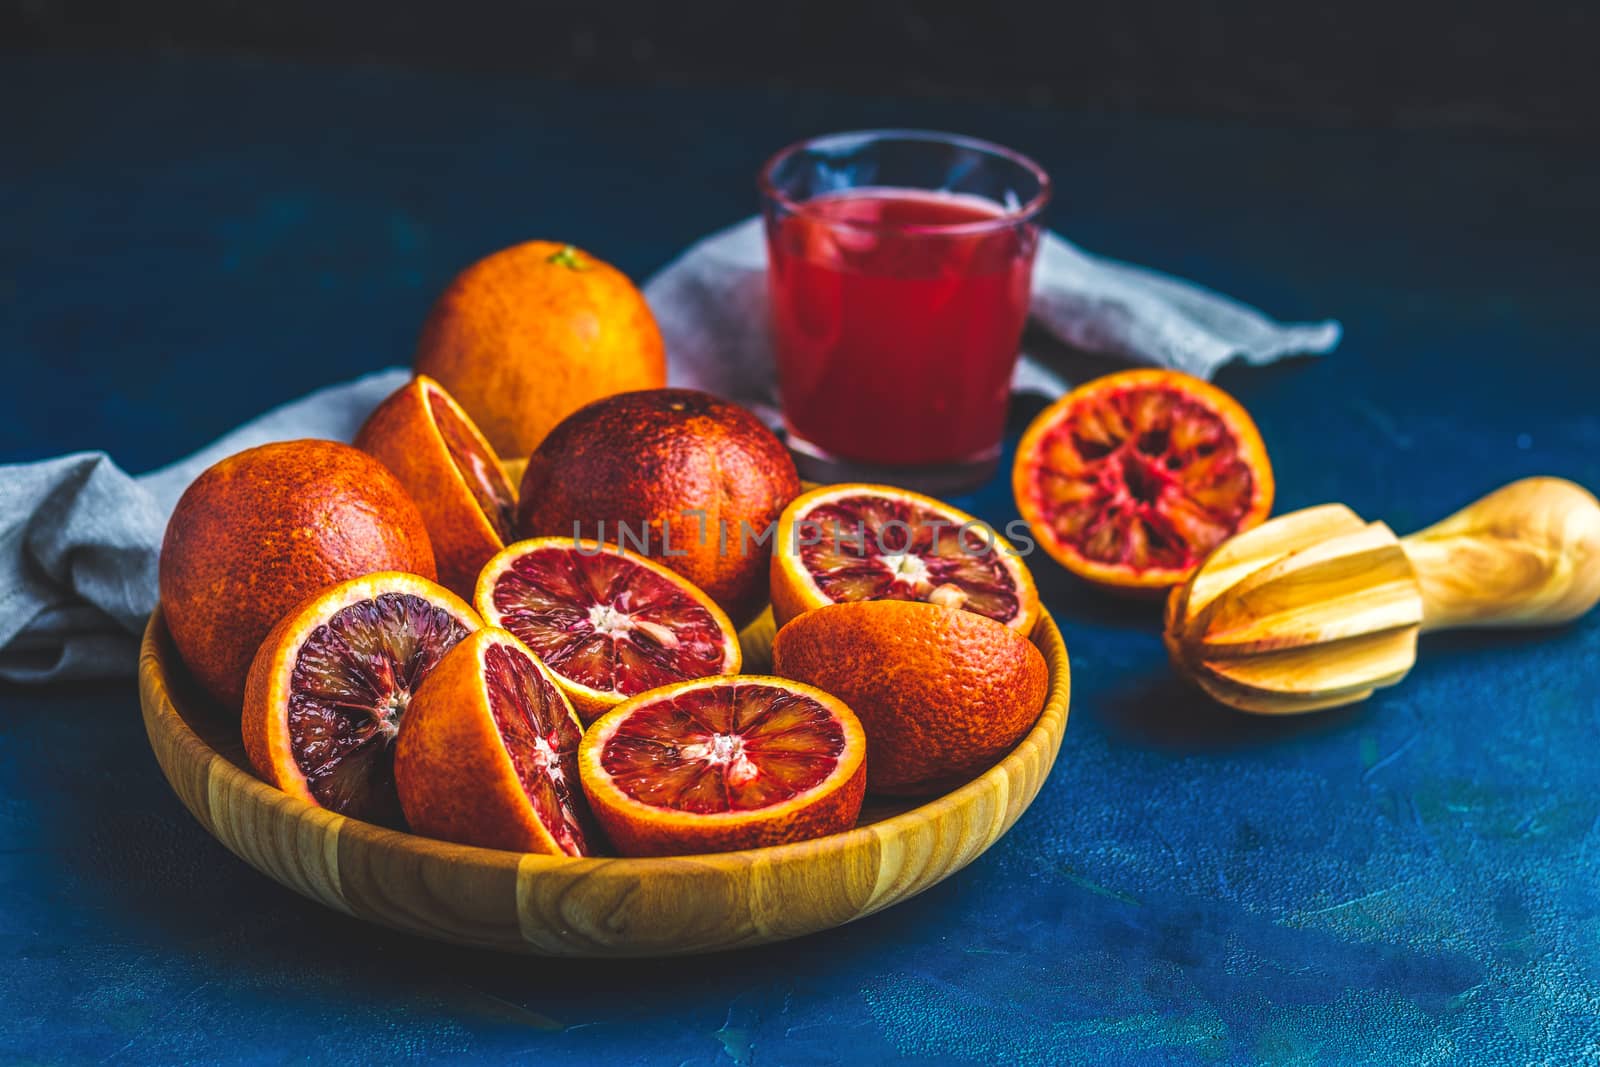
[758,128,1052,236]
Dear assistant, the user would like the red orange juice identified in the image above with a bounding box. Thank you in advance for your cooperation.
[766,188,1037,467]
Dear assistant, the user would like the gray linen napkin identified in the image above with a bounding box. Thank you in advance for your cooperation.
[1,225,1338,685]
[0,369,409,683]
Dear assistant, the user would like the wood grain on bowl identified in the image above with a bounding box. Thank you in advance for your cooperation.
[139,607,1070,957]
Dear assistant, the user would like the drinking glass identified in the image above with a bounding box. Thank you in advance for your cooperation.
[760,130,1050,492]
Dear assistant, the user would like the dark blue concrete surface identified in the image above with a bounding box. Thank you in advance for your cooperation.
[4,53,1599,1065]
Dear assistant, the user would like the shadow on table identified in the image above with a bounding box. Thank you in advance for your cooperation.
[1093,609,1592,753]
[1095,672,1373,752]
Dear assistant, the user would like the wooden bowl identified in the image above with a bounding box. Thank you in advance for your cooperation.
[139,607,1071,957]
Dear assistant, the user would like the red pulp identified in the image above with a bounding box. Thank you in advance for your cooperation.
[599,683,846,814]
[287,592,471,826]
[482,641,591,856]
[427,389,516,542]
[490,546,731,700]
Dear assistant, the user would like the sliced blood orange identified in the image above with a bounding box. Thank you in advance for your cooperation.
[475,537,741,722]
[426,381,518,540]
[1012,369,1274,591]
[577,676,866,856]
[355,375,519,598]
[241,572,481,826]
[394,628,593,855]
[770,484,1039,635]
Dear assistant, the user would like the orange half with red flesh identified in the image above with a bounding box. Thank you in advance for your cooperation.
[578,676,866,857]
[241,572,482,827]
[476,537,741,722]
[395,627,594,856]
[770,483,1040,635]
[354,374,518,598]
[1012,369,1274,591]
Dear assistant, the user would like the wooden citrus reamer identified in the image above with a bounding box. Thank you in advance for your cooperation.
[1164,477,1600,713]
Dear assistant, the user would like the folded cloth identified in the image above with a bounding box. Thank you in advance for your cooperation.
[1,222,1339,685]
[648,217,1340,415]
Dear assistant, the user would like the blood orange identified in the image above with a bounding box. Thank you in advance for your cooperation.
[578,676,866,856]
[395,628,593,855]
[241,572,481,826]
[414,241,666,459]
[769,483,1039,635]
[515,388,801,627]
[354,375,518,598]
[772,600,1050,796]
[475,538,741,722]
[1012,369,1274,591]
[159,440,438,709]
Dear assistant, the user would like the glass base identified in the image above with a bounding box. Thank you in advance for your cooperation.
[785,432,1001,496]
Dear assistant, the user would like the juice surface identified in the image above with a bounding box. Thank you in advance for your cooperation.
[766,188,1036,466]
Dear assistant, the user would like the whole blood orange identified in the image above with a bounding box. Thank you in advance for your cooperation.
[241,572,480,826]
[772,600,1050,796]
[395,627,594,855]
[475,537,741,722]
[159,440,438,709]
[578,676,866,856]
[354,375,518,598]
[414,241,666,459]
[770,483,1039,636]
[516,389,802,627]
[1012,369,1274,591]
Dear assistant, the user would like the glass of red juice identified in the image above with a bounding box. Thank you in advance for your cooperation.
[760,130,1050,492]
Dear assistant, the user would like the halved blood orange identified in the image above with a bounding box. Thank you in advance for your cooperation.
[394,628,593,855]
[355,374,519,598]
[1012,369,1274,591]
[577,676,866,856]
[241,572,481,826]
[770,484,1039,635]
[475,538,741,722]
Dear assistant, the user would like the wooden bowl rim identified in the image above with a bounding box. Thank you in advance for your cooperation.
[140,605,1071,875]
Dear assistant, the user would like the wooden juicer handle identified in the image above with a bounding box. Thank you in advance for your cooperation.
[1399,477,1600,632]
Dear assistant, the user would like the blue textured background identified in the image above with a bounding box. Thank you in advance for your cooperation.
[4,53,1599,1065]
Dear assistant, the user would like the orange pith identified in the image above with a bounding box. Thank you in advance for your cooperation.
[241,572,481,826]
[1012,369,1274,591]
[475,537,741,722]
[771,600,1051,796]
[394,627,592,856]
[770,483,1039,635]
[354,375,517,598]
[578,675,867,856]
